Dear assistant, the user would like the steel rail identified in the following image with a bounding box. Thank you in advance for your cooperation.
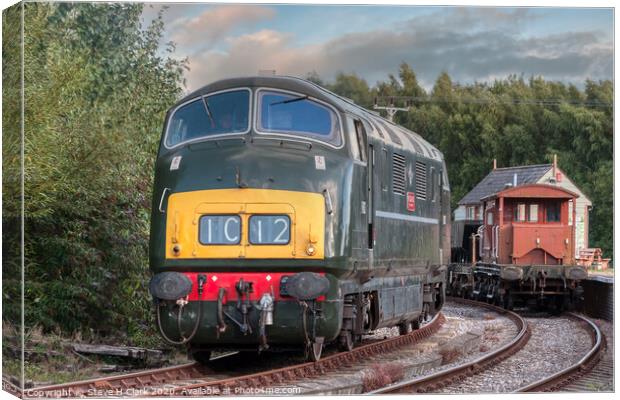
[23,362,201,398]
[21,354,235,399]
[164,312,446,396]
[369,297,531,394]
[515,312,604,392]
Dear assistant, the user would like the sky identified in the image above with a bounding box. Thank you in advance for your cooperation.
[140,3,614,93]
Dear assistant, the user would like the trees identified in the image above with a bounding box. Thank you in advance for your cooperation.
[326,72,374,107]
[317,66,613,260]
[2,3,186,341]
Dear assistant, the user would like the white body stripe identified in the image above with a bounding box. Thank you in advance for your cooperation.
[376,210,439,225]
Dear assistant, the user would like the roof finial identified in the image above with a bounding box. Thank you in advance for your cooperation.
[493,159,497,170]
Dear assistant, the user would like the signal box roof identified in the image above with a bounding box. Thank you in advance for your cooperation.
[458,164,553,205]
[480,184,579,202]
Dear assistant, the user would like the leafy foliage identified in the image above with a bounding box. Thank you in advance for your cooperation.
[2,3,24,342]
[3,3,186,342]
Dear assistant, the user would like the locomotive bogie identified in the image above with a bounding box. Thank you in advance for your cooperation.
[156,296,344,346]
[447,262,586,310]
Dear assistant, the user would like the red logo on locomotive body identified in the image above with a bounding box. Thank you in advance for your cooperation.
[407,192,416,212]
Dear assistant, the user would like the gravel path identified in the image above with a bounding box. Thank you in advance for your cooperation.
[436,316,593,393]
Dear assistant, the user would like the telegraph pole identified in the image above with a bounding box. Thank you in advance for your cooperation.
[373,97,410,122]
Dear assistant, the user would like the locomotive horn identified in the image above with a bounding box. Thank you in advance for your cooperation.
[149,272,193,301]
[284,272,330,300]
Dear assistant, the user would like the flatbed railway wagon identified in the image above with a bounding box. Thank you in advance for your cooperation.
[147,76,450,361]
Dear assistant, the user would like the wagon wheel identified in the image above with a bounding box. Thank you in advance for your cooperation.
[503,293,514,310]
[563,293,574,312]
[337,331,354,352]
[306,340,324,362]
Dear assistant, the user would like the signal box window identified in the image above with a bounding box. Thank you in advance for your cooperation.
[514,203,526,222]
[546,202,561,222]
[166,89,250,147]
[529,204,539,222]
[257,90,341,147]
[466,206,475,220]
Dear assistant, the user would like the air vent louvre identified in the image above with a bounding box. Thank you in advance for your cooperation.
[415,161,427,200]
[392,153,406,195]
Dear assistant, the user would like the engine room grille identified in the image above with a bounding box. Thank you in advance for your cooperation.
[415,161,427,200]
[392,153,406,195]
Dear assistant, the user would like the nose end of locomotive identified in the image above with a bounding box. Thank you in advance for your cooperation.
[283,272,330,300]
[149,271,193,301]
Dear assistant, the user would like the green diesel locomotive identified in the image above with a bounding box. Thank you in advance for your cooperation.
[148,76,450,362]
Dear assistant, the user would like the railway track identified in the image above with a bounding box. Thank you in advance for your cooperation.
[8,301,608,397]
[369,297,531,394]
[562,342,613,392]
[372,299,608,394]
[14,312,445,398]
[516,313,607,393]
[16,361,209,398]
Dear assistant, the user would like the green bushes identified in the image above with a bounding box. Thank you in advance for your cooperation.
[2,3,186,343]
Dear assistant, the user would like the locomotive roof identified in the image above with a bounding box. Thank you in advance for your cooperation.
[176,76,444,161]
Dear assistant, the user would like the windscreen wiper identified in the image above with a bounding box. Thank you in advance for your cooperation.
[269,95,309,106]
[201,97,215,125]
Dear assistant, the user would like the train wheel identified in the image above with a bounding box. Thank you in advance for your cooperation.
[398,322,412,335]
[191,350,212,364]
[307,341,323,362]
[552,295,567,315]
[337,331,354,352]
[412,315,423,330]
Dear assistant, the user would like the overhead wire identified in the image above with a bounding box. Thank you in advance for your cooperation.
[373,95,612,108]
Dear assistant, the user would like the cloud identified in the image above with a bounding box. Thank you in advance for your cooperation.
[171,5,275,50]
[185,29,323,89]
[183,8,612,91]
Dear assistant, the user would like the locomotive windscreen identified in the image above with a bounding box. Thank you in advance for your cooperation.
[165,89,250,148]
[256,90,342,147]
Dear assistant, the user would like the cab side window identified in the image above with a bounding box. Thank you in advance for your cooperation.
[354,119,367,162]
